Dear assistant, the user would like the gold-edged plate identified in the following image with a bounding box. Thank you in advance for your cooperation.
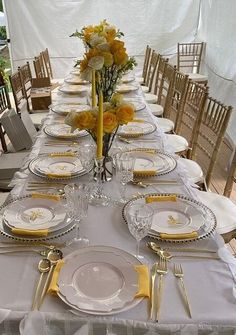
[49,103,91,116]
[117,120,156,138]
[44,124,88,139]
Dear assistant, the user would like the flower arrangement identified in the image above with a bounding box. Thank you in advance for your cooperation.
[71,20,136,102]
[65,93,135,157]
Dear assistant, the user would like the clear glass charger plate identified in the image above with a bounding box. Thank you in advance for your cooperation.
[64,77,89,85]
[118,120,156,138]
[44,124,88,139]
[28,154,88,180]
[120,148,177,176]
[49,103,91,115]
[123,98,146,111]
[58,85,89,95]
[57,245,143,315]
[122,193,217,243]
[0,195,75,242]
[116,84,139,93]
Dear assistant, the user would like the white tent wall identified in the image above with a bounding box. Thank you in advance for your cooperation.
[197,0,236,145]
[3,0,200,76]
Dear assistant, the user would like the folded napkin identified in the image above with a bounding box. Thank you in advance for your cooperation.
[133,119,145,123]
[145,195,177,203]
[48,261,150,299]
[46,172,71,178]
[31,193,60,201]
[133,170,157,177]
[159,231,198,239]
[11,228,49,237]
[49,153,76,157]
[134,264,150,298]
[48,259,65,295]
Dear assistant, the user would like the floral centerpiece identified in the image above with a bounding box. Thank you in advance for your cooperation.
[65,93,135,180]
[71,20,136,102]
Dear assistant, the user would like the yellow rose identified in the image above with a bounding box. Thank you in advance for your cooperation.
[105,28,116,42]
[110,40,125,53]
[110,93,123,107]
[103,111,118,133]
[84,26,94,43]
[113,49,128,65]
[116,104,135,124]
[74,111,96,130]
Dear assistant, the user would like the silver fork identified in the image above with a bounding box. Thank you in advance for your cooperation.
[156,258,168,321]
[174,264,192,318]
[150,263,158,320]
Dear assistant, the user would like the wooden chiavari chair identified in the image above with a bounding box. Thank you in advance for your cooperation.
[0,76,11,152]
[33,55,46,79]
[224,149,236,198]
[141,50,160,93]
[136,45,151,84]
[177,42,208,84]
[42,48,53,79]
[18,62,32,111]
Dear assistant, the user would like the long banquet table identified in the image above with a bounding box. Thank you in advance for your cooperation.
[0,70,236,334]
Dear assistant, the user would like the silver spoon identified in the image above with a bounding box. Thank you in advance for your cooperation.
[147,241,217,254]
[32,258,51,310]
[38,249,63,308]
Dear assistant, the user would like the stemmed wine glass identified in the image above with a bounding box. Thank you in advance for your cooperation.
[64,183,89,247]
[127,204,154,260]
[115,152,136,203]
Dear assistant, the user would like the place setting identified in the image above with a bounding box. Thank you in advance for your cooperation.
[44,123,89,139]
[58,84,89,95]
[117,119,157,138]
[49,103,91,116]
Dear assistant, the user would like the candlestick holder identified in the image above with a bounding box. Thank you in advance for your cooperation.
[89,156,110,206]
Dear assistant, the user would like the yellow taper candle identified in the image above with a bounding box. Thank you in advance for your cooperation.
[92,69,96,108]
[97,89,103,159]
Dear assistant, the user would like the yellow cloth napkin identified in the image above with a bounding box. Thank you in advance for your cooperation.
[49,153,76,157]
[48,259,65,295]
[11,228,49,237]
[31,193,60,201]
[46,172,71,178]
[145,195,177,203]
[159,231,198,239]
[133,119,145,123]
[133,170,157,177]
[134,264,150,298]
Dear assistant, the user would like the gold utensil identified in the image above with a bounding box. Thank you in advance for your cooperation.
[147,242,220,260]
[38,249,63,308]
[156,258,168,320]
[26,187,65,195]
[150,263,158,320]
[174,263,192,318]
[32,258,51,310]
[147,241,217,254]
[132,180,180,187]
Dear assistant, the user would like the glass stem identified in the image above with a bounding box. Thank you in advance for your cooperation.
[136,240,140,258]
[121,183,126,200]
[75,220,80,240]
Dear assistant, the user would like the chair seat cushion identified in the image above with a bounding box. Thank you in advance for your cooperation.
[0,192,9,204]
[141,85,149,93]
[165,134,189,153]
[157,118,174,133]
[136,77,144,84]
[187,73,208,82]
[29,112,48,127]
[148,103,164,116]
[145,93,157,104]
[178,158,203,184]
[196,190,236,234]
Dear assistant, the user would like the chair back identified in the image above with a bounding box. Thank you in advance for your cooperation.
[145,51,160,91]
[176,81,208,155]
[168,71,189,131]
[191,97,232,187]
[9,71,26,114]
[158,63,176,118]
[153,56,169,96]
[0,75,11,152]
[224,148,236,198]
[177,42,205,74]
[142,45,152,82]
[33,55,46,78]
[42,48,53,79]
[18,62,32,111]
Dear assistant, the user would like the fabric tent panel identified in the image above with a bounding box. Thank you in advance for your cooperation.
[4,0,200,78]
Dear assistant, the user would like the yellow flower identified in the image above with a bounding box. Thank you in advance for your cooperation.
[113,49,128,65]
[105,27,117,42]
[102,52,114,67]
[116,104,135,124]
[110,93,123,107]
[68,111,96,130]
[110,40,125,53]
[83,26,95,43]
[103,111,118,133]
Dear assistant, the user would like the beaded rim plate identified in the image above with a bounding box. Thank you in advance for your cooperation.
[0,195,76,242]
[49,103,91,115]
[117,120,156,138]
[58,85,89,95]
[122,193,217,243]
[44,124,88,139]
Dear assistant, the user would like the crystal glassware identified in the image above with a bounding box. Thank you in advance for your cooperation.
[115,152,135,203]
[127,204,154,260]
[64,183,89,247]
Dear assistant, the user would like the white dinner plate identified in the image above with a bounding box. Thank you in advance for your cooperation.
[44,124,88,139]
[122,193,217,243]
[64,76,89,85]
[118,120,156,137]
[121,75,135,83]
[57,246,143,315]
[70,69,81,76]
[120,149,177,176]
[49,103,91,115]
[59,85,89,95]
[116,84,139,94]
[123,98,146,111]
[3,197,66,231]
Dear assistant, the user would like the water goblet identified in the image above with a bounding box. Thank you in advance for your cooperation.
[115,153,135,203]
[64,183,89,247]
[127,204,154,260]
